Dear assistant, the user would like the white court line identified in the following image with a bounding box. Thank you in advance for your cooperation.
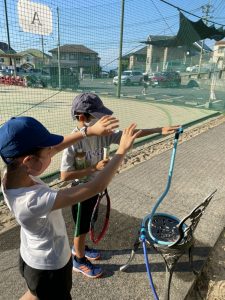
[196,100,223,108]
[157,95,184,101]
[210,100,223,103]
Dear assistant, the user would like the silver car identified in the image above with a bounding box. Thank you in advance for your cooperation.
[113,70,143,86]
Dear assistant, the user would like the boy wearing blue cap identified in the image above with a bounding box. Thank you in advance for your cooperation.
[0,115,140,300]
[60,92,179,278]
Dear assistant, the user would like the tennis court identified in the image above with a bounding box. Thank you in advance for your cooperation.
[0,84,218,177]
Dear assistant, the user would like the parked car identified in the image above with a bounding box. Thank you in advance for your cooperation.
[109,69,118,78]
[148,72,162,80]
[186,65,199,72]
[99,71,109,78]
[150,71,181,88]
[0,70,9,77]
[186,65,210,73]
[113,70,143,86]
[49,67,79,89]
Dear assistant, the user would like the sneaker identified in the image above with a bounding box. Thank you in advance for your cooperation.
[73,257,103,278]
[71,245,100,260]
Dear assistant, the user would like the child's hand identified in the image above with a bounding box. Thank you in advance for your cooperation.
[162,125,180,135]
[87,116,119,136]
[94,159,109,171]
[117,123,142,154]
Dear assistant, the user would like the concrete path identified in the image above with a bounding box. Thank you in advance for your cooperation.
[0,121,225,300]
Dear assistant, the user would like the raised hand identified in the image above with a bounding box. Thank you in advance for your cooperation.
[118,123,142,154]
[87,115,119,136]
[161,125,181,135]
[94,159,109,171]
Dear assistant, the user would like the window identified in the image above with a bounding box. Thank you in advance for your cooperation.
[60,53,67,60]
[69,53,77,60]
[83,55,90,61]
[218,47,225,53]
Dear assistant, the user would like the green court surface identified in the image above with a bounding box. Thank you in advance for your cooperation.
[0,85,219,177]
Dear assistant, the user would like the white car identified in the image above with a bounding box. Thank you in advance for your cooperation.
[186,65,199,72]
[113,70,143,86]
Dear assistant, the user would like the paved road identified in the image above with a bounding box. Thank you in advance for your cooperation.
[0,122,225,300]
[79,78,225,109]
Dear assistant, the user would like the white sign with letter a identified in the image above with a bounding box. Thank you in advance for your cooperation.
[18,0,52,36]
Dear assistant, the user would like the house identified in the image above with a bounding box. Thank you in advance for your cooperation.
[48,44,101,76]
[212,40,225,69]
[145,35,212,73]
[0,42,17,68]
[17,49,52,70]
[122,47,147,72]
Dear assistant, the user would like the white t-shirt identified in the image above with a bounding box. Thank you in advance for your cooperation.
[60,127,122,180]
[1,176,71,270]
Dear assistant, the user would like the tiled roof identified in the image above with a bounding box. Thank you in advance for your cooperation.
[17,49,51,58]
[0,42,16,53]
[49,44,98,54]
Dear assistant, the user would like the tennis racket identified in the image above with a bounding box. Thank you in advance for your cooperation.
[89,188,111,244]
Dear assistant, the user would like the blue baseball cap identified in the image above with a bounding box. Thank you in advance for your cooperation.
[0,116,63,163]
[71,93,113,120]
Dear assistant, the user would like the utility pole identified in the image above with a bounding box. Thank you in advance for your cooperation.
[57,7,62,90]
[198,1,213,74]
[41,35,45,74]
[4,0,12,65]
[117,0,125,98]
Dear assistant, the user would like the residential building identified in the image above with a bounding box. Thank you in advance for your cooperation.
[17,49,52,70]
[0,42,16,68]
[212,40,225,69]
[145,35,211,73]
[122,47,147,72]
[48,44,100,76]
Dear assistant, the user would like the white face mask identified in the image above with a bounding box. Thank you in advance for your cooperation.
[84,119,97,127]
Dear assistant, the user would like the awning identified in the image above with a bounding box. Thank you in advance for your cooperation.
[142,12,225,47]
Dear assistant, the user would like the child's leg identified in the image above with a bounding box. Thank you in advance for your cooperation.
[19,291,38,300]
[71,196,102,278]
[19,255,72,299]
[71,195,98,250]
[73,233,86,258]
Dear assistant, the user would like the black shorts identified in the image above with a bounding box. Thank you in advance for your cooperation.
[143,82,148,88]
[19,255,72,300]
[71,194,98,235]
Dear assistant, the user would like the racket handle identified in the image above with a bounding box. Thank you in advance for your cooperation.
[103,147,110,160]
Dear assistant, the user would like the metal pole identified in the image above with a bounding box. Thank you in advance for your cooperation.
[117,0,125,98]
[4,0,11,65]
[198,1,211,75]
[57,7,61,90]
[41,35,45,74]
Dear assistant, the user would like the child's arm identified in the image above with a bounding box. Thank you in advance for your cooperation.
[52,124,141,210]
[134,125,180,138]
[51,115,119,156]
[61,159,109,181]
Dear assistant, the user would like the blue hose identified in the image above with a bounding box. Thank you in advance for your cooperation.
[141,226,159,300]
[148,127,183,245]
[140,127,183,298]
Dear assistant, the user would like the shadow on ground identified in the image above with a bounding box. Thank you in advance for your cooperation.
[0,205,212,299]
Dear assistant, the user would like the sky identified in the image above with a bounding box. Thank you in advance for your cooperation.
[1,0,225,69]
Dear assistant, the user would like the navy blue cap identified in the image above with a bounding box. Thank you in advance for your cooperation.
[71,93,113,120]
[0,116,63,163]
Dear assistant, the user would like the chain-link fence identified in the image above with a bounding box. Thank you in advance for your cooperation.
[1,0,225,177]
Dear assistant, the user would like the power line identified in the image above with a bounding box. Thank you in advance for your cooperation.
[150,0,174,35]
[159,0,225,27]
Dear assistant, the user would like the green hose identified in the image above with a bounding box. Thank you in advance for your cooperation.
[74,202,82,237]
